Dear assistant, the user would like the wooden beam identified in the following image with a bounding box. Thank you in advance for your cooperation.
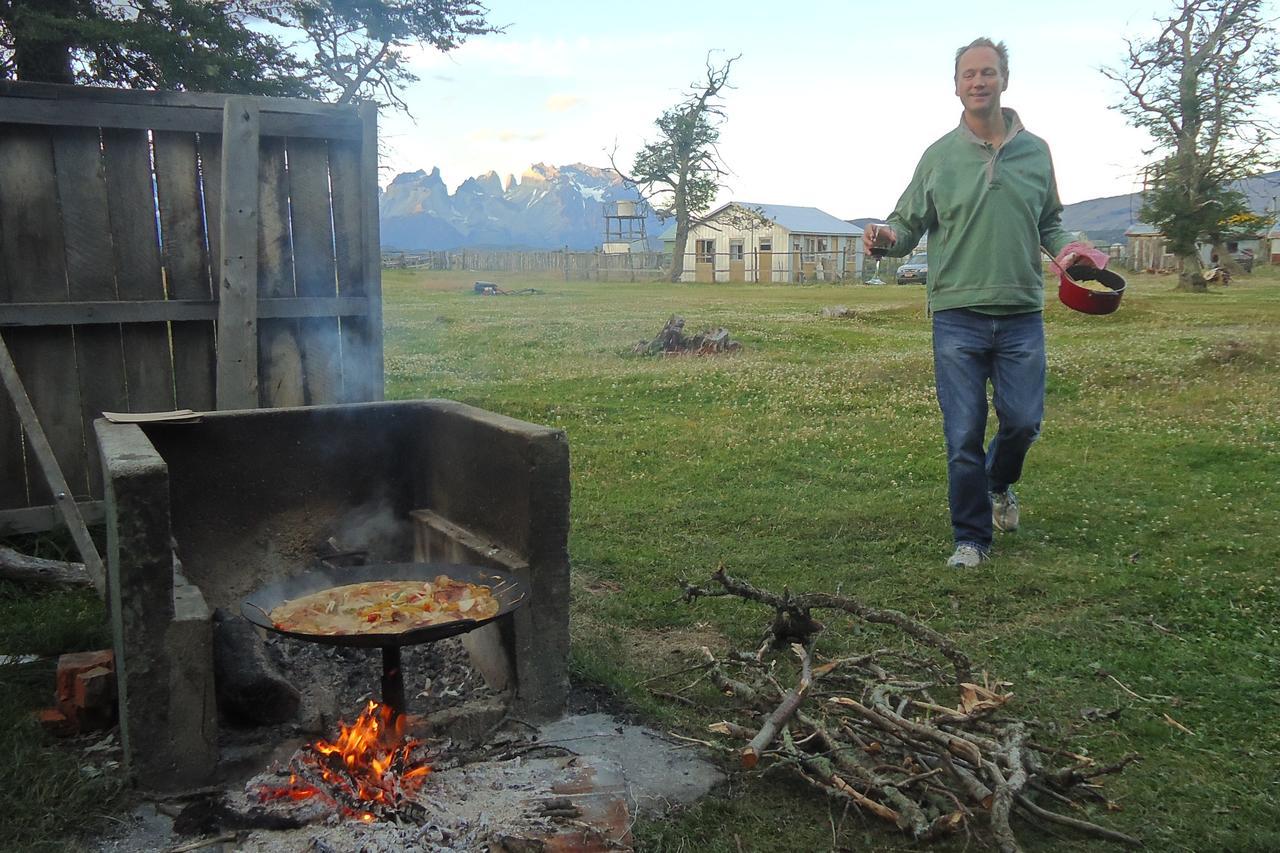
[0,297,372,327]
[0,335,106,594]
[216,99,260,410]
[0,501,105,536]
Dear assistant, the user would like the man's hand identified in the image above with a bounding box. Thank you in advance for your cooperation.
[1055,241,1108,271]
[863,223,897,255]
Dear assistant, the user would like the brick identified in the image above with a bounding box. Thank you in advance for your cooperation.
[73,666,116,711]
[36,707,77,737]
[55,649,114,704]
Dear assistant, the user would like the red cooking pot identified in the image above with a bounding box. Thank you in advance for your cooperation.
[1059,264,1125,315]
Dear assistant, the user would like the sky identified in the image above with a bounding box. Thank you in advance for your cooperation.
[376,0,1270,219]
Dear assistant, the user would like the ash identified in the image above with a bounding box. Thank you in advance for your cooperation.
[233,755,573,853]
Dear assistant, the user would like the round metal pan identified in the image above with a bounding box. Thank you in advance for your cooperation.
[241,562,527,648]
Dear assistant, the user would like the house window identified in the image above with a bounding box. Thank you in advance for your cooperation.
[759,238,772,252]
[817,237,829,254]
[729,240,744,262]
[696,239,715,264]
[803,237,816,261]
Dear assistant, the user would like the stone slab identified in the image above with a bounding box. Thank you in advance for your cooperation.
[537,713,726,816]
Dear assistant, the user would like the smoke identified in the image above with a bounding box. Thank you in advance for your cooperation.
[331,495,409,561]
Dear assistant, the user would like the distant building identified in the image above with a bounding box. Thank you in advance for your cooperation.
[663,202,863,283]
[1126,221,1268,271]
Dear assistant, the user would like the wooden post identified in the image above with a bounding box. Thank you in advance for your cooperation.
[216,98,260,409]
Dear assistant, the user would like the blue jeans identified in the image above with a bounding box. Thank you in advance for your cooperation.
[932,308,1045,551]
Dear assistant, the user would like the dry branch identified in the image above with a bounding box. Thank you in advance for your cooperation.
[671,569,1140,849]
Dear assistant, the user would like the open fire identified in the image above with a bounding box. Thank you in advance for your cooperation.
[254,701,432,821]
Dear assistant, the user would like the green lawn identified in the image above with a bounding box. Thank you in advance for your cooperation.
[383,267,1280,852]
[3,267,1277,851]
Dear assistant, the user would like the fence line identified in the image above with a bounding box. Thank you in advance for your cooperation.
[382,249,671,280]
[381,248,893,282]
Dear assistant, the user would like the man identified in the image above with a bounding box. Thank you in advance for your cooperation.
[864,37,1101,568]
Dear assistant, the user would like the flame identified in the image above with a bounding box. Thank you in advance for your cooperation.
[255,701,431,820]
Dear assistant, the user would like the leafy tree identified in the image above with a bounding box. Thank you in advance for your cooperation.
[613,54,739,282]
[0,1,498,109]
[1103,0,1280,290]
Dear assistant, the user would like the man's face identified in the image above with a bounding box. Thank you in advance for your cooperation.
[954,46,1006,116]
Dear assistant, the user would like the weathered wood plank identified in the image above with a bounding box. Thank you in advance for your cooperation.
[154,131,216,412]
[1,296,370,326]
[329,136,364,403]
[0,124,87,506]
[216,99,260,410]
[200,134,223,314]
[0,136,21,509]
[328,107,381,403]
[256,135,304,407]
[359,104,384,401]
[103,127,176,414]
[287,137,341,405]
[52,125,128,497]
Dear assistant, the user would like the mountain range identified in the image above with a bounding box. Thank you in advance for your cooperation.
[378,163,664,251]
[378,165,1280,252]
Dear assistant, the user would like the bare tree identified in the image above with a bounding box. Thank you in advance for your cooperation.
[612,53,739,282]
[1103,0,1279,291]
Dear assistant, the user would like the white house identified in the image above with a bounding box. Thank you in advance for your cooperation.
[664,202,864,283]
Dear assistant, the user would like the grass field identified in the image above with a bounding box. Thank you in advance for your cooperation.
[3,266,1278,851]
[381,267,1280,852]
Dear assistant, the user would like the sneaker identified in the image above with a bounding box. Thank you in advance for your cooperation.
[946,543,988,568]
[991,488,1019,533]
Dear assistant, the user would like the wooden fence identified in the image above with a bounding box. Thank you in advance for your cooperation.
[0,82,383,535]
[382,249,671,281]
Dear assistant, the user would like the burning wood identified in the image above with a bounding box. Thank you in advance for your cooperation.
[252,701,433,822]
[674,569,1142,850]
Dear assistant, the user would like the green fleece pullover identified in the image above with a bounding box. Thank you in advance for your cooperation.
[885,108,1071,314]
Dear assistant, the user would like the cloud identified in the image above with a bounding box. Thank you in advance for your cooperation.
[545,94,583,113]
[465,128,546,143]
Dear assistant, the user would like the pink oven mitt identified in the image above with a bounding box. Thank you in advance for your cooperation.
[1055,241,1109,271]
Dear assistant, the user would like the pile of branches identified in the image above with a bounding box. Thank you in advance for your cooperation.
[674,570,1141,852]
[633,315,741,355]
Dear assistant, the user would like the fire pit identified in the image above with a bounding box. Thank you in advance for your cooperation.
[95,400,570,791]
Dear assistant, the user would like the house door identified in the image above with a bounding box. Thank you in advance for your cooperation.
[757,238,772,282]
[729,240,745,282]
[695,239,715,282]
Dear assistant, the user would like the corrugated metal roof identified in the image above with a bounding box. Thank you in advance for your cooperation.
[710,201,862,235]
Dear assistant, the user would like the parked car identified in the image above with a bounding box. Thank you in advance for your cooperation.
[896,253,927,285]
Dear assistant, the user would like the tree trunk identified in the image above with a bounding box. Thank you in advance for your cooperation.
[669,196,690,282]
[8,0,78,84]
[1175,252,1206,292]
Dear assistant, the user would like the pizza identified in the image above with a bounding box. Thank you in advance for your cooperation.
[269,575,501,635]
